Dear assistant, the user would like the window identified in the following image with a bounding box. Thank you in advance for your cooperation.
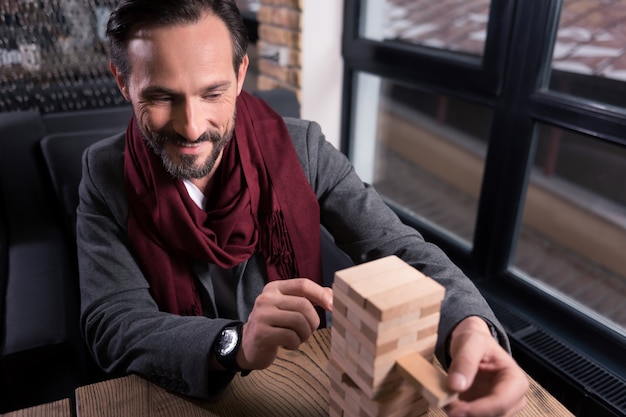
[515,124,626,334]
[342,0,626,416]
[350,73,492,246]
[360,0,491,57]
[550,0,626,109]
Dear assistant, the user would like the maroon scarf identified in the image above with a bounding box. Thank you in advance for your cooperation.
[124,91,321,316]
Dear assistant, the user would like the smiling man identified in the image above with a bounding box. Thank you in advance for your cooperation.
[76,1,527,416]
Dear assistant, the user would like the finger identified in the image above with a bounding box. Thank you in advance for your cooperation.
[251,311,314,350]
[256,287,322,332]
[253,288,323,337]
[447,330,488,392]
[270,278,334,311]
[273,296,320,334]
[446,351,529,417]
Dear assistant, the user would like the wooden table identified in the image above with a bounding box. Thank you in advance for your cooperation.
[0,399,71,417]
[75,328,574,417]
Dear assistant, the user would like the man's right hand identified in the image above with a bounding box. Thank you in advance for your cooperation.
[237,278,333,370]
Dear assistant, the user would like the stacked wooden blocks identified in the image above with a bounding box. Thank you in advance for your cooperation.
[329,255,456,417]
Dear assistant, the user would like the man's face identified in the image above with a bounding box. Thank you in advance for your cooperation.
[112,12,248,183]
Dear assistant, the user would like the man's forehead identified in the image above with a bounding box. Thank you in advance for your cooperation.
[127,12,222,40]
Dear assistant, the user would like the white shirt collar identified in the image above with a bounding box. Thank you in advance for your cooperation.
[182,179,206,210]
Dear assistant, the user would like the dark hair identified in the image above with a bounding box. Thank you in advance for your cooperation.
[106,0,248,80]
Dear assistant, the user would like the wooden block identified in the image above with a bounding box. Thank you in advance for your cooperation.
[346,304,366,330]
[364,333,438,378]
[333,293,348,318]
[333,279,442,344]
[332,284,379,331]
[345,329,361,351]
[421,301,441,317]
[333,350,390,399]
[335,372,427,417]
[335,256,426,308]
[418,323,438,340]
[333,256,411,291]
[376,312,440,346]
[332,310,378,360]
[366,277,445,322]
[335,256,424,295]
[330,357,431,417]
[333,311,437,385]
[332,304,421,361]
[348,312,440,364]
[395,352,459,408]
[377,307,424,332]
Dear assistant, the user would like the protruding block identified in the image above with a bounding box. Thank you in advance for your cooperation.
[395,351,459,408]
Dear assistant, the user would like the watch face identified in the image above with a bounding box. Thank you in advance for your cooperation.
[218,327,239,356]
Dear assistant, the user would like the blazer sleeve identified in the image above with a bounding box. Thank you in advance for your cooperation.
[76,134,236,399]
[284,118,510,367]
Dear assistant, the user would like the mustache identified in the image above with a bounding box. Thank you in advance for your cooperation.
[152,130,223,146]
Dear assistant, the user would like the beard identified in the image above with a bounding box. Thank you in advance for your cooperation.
[141,115,235,180]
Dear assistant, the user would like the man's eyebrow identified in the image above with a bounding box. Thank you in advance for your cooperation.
[141,86,177,96]
[141,82,232,97]
[199,81,232,93]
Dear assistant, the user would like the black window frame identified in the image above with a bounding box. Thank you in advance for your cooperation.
[341,1,626,416]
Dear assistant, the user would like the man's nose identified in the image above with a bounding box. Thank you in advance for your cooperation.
[173,99,206,141]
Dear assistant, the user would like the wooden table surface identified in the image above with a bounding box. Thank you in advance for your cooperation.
[0,399,71,417]
[75,328,574,417]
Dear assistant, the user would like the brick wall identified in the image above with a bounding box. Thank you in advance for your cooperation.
[256,0,302,99]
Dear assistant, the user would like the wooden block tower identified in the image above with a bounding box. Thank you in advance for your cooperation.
[329,255,457,417]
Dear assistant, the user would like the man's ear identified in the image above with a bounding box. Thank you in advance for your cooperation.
[236,54,249,95]
[110,61,130,101]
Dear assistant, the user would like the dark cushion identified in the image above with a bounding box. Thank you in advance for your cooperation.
[0,110,74,355]
[253,88,300,118]
[40,129,124,232]
[0,110,92,411]
[0,185,7,350]
[41,106,132,134]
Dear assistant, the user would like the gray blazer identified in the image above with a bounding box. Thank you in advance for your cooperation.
[77,117,507,399]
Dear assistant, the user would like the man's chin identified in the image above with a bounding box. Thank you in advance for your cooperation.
[159,155,205,180]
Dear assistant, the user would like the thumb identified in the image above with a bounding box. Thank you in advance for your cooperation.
[447,330,484,392]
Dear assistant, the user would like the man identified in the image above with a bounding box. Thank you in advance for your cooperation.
[77,0,528,416]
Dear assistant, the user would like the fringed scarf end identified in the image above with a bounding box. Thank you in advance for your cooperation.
[261,210,298,279]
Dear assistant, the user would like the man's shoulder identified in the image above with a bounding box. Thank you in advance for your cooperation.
[282,117,316,164]
[282,117,323,153]
[84,131,125,164]
[283,116,310,140]
[87,130,125,153]
[82,131,126,183]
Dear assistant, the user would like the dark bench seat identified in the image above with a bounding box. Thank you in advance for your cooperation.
[0,107,131,412]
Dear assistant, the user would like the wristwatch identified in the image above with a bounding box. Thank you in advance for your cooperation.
[214,323,250,375]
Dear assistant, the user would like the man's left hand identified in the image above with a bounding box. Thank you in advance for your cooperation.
[444,316,529,417]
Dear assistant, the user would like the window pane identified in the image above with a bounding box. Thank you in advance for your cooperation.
[360,0,490,57]
[350,73,491,245]
[514,125,626,335]
[550,0,626,108]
